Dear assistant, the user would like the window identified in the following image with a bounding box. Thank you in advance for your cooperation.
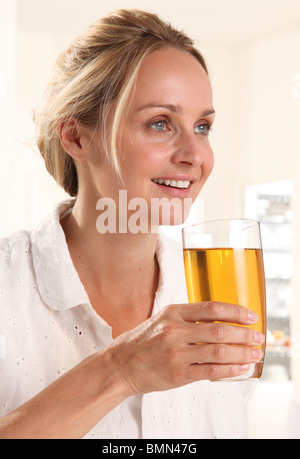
[246,180,293,381]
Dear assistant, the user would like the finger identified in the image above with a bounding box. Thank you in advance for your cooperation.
[186,362,252,382]
[179,301,259,325]
[186,343,263,365]
[185,321,265,345]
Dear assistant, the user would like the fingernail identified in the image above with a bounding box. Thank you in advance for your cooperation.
[240,364,250,372]
[248,310,258,323]
[254,332,265,344]
[252,348,263,360]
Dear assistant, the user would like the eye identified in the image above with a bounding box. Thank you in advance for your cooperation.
[194,123,211,135]
[149,119,168,131]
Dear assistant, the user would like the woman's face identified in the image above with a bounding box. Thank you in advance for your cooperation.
[87,47,215,228]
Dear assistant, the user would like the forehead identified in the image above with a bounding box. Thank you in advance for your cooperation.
[132,47,213,111]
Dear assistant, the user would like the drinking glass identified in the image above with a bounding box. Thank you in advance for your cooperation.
[182,219,267,381]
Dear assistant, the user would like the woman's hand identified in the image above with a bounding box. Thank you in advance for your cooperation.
[109,301,264,396]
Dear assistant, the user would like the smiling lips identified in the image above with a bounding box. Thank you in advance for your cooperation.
[151,178,191,189]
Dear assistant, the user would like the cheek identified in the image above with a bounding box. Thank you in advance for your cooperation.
[122,141,167,177]
[202,147,214,180]
[193,148,214,197]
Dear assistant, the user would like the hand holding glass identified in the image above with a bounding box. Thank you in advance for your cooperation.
[182,219,266,381]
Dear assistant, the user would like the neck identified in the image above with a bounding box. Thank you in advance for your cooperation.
[61,195,159,312]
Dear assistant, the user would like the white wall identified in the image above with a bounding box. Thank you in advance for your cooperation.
[0,32,70,237]
[197,44,239,221]
[235,32,300,184]
[201,30,300,216]
[0,0,16,236]
[14,33,70,229]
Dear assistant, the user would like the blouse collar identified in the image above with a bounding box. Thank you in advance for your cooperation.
[31,199,89,311]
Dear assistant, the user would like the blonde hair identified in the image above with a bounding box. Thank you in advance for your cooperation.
[34,9,208,197]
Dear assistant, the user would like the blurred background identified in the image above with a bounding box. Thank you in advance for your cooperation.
[1,0,300,438]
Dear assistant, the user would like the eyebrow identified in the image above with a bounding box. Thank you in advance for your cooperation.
[136,103,215,117]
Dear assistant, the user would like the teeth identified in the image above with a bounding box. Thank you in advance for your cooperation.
[152,178,191,189]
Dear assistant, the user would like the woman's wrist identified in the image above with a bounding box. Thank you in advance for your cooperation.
[91,347,136,409]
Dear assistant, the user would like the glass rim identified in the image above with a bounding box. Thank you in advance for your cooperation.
[182,218,260,235]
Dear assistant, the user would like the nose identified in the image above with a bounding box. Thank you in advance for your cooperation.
[171,129,211,167]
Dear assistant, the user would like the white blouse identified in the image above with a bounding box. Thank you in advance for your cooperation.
[0,200,256,439]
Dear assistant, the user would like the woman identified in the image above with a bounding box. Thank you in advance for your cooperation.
[0,9,263,439]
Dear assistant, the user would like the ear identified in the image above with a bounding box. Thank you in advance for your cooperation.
[58,117,88,161]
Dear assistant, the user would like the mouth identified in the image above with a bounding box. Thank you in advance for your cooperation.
[151,178,192,189]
